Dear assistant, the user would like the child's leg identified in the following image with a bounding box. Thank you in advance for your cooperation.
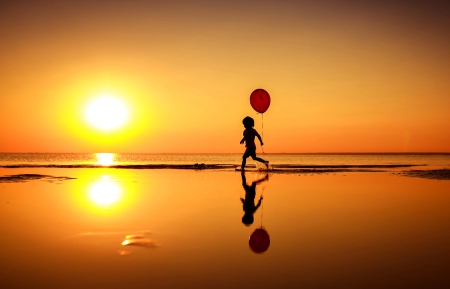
[251,154,269,168]
[253,156,267,164]
[242,151,250,168]
[241,156,247,168]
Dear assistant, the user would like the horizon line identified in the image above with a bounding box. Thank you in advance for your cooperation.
[1,152,450,155]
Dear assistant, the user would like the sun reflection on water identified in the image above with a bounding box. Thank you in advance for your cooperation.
[89,175,121,206]
[95,153,115,166]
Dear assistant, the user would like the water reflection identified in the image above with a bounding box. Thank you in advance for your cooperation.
[240,171,271,253]
[95,153,115,166]
[122,235,156,247]
[249,227,270,253]
[120,232,157,256]
[240,171,268,226]
[89,175,121,206]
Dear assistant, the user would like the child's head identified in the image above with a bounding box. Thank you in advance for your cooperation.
[242,116,254,128]
[242,213,254,226]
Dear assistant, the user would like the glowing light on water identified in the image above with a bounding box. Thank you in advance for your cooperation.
[96,153,115,166]
[89,175,121,206]
[121,238,156,247]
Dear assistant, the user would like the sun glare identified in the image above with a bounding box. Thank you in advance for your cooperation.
[96,153,115,166]
[89,175,121,206]
[85,95,128,131]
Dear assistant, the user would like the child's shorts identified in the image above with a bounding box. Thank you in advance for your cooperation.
[243,148,257,159]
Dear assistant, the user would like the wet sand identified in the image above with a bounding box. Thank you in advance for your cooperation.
[1,168,449,288]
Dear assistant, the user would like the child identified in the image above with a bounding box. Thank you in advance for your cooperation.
[240,171,268,226]
[240,116,269,170]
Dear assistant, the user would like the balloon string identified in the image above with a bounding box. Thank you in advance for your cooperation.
[261,113,266,154]
[260,187,264,227]
[262,113,263,140]
[256,112,266,154]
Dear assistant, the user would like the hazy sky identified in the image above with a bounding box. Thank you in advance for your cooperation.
[1,0,449,153]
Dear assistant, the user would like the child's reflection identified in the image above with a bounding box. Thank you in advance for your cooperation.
[240,171,268,226]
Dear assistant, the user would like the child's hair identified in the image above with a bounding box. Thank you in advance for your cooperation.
[242,116,254,128]
[242,214,254,226]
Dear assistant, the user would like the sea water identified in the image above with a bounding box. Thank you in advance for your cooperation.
[1,153,450,288]
[1,158,450,288]
[0,153,449,168]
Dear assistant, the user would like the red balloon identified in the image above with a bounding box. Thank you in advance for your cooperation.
[250,89,271,113]
[249,228,270,253]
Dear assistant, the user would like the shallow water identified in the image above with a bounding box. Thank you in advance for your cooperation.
[1,168,450,288]
[1,153,449,168]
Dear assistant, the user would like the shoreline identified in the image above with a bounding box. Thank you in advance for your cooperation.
[1,167,449,182]
[0,163,424,169]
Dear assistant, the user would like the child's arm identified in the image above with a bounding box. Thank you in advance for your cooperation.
[240,137,245,144]
[255,131,264,146]
[255,196,263,210]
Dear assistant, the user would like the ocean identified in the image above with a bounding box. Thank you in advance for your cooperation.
[0,153,449,169]
[2,152,450,288]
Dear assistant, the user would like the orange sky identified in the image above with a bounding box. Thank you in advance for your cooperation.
[1,0,449,153]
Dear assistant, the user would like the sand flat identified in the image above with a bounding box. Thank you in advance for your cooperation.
[1,168,450,288]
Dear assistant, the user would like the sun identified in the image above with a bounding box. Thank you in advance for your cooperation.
[85,95,128,131]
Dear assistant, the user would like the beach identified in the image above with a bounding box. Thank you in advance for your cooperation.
[2,0,450,287]
[1,166,449,289]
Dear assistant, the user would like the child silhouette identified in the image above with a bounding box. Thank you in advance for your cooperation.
[240,171,268,226]
[240,116,269,170]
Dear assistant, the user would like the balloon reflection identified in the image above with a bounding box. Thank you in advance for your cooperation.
[249,227,270,253]
[240,171,271,254]
[89,175,121,206]
[95,153,115,166]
